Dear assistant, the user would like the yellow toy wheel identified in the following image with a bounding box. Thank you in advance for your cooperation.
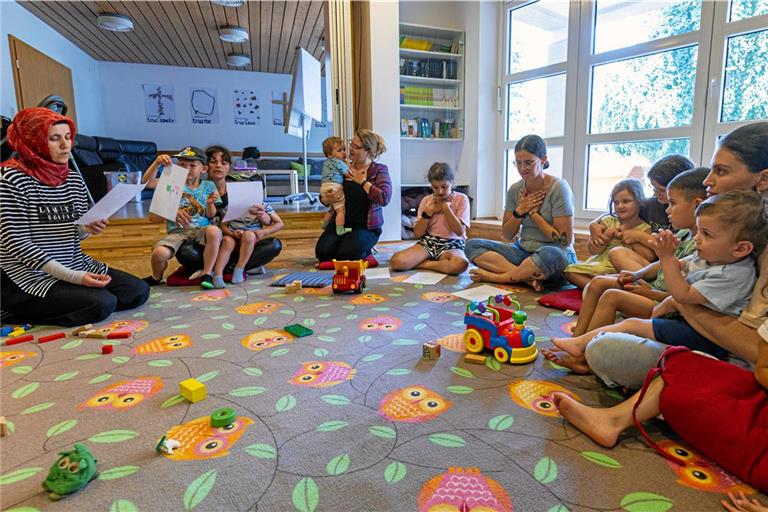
[464,329,484,353]
[494,346,510,363]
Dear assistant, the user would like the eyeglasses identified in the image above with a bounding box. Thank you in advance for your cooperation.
[350,143,364,150]
[513,158,541,170]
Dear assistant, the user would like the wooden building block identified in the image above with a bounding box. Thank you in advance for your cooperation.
[72,324,93,336]
[0,416,8,437]
[464,354,486,365]
[285,280,303,294]
[179,378,206,403]
[422,342,441,360]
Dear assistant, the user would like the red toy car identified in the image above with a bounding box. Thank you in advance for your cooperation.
[332,259,368,294]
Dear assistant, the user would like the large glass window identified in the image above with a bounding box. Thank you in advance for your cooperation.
[507,74,566,140]
[506,146,564,189]
[508,1,569,73]
[729,0,768,21]
[721,29,768,123]
[594,0,702,53]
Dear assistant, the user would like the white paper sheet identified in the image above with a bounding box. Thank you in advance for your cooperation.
[403,271,447,285]
[451,284,512,302]
[366,267,391,280]
[149,164,188,221]
[222,182,265,222]
[74,182,147,225]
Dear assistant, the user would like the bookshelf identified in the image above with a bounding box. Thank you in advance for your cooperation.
[399,22,464,142]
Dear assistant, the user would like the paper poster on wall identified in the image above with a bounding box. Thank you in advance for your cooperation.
[190,87,218,124]
[272,90,286,126]
[233,89,260,126]
[313,82,328,128]
[143,84,176,123]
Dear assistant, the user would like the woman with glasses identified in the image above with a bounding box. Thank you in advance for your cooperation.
[315,129,392,263]
[464,134,576,291]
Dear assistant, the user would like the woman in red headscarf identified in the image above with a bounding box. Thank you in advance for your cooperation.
[1,107,149,326]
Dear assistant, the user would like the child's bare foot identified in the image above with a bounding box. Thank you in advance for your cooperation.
[470,268,513,284]
[541,348,591,374]
[524,277,544,292]
[722,491,768,512]
[551,335,589,357]
[552,392,620,448]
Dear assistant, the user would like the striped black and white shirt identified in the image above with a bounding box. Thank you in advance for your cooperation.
[1,166,108,297]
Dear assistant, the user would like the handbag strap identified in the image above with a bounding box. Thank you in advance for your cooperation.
[631,346,689,466]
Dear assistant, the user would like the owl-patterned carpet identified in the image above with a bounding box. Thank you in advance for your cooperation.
[1,246,764,511]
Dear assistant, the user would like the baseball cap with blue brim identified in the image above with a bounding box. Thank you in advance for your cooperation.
[173,146,207,164]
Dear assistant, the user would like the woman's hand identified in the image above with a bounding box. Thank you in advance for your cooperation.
[516,190,546,215]
[85,219,108,235]
[175,210,192,228]
[320,187,344,206]
[82,272,111,288]
[348,165,368,185]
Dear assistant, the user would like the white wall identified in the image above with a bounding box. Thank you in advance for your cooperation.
[98,61,331,152]
[367,1,402,242]
[0,0,104,134]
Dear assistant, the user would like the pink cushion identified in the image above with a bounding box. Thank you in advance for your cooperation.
[537,288,583,313]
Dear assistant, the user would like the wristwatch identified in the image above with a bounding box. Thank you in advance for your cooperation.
[512,209,526,219]
[421,212,432,220]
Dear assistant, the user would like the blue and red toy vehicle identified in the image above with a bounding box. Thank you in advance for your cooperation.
[332,259,368,294]
[463,294,537,364]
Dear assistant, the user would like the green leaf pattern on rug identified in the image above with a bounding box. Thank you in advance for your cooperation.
[12,382,39,400]
[183,469,217,511]
[11,365,33,375]
[534,457,558,484]
[230,386,268,397]
[21,402,55,415]
[89,373,112,384]
[46,419,77,438]
[316,420,347,432]
[546,505,570,512]
[110,499,139,512]
[276,394,297,412]
[60,339,83,350]
[488,414,514,431]
[201,349,226,358]
[428,433,465,448]
[88,430,139,444]
[148,359,173,367]
[446,386,474,394]
[54,370,79,382]
[384,461,407,484]
[243,367,263,376]
[386,368,411,376]
[450,367,475,378]
[485,358,501,371]
[369,426,396,439]
[246,443,277,459]
[321,395,350,405]
[326,454,350,475]
[292,477,319,512]
[620,492,674,512]
[161,394,187,408]
[99,466,140,481]
[0,467,42,485]
[581,451,622,468]
[196,370,220,383]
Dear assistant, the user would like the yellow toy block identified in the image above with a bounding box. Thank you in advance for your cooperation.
[179,378,206,403]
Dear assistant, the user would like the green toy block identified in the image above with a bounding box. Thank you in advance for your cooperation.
[284,323,313,338]
[179,378,206,403]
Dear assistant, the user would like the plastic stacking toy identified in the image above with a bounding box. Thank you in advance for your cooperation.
[463,295,537,364]
[210,407,236,427]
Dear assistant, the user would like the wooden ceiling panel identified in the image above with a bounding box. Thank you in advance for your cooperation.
[17,1,325,74]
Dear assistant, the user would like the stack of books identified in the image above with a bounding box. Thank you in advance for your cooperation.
[400,117,459,139]
[400,87,459,108]
[400,58,458,80]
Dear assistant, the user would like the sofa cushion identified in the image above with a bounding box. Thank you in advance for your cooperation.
[95,136,122,163]
[73,134,102,167]
[118,139,158,174]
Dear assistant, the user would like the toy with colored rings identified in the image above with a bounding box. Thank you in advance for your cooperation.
[210,407,236,427]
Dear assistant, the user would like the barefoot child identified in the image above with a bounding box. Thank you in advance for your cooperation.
[553,189,768,361]
[566,168,708,338]
[142,147,222,289]
[320,137,352,236]
[390,163,470,275]
[552,315,768,494]
[564,179,653,288]
[605,154,694,272]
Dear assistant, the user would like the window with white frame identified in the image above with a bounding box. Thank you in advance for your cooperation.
[501,0,768,219]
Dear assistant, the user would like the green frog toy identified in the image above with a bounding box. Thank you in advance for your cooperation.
[42,443,98,500]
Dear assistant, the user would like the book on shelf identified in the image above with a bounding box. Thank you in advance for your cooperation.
[400,86,459,108]
[400,117,459,139]
[399,36,433,51]
[400,58,458,80]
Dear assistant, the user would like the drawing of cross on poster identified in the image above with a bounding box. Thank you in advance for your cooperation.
[233,89,260,126]
[143,84,176,123]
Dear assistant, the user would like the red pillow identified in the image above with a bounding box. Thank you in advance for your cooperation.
[537,288,583,313]
[316,255,379,270]
[166,267,236,286]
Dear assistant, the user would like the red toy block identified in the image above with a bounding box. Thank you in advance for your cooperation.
[38,332,66,344]
[6,334,34,345]
[107,331,131,339]
[101,344,114,354]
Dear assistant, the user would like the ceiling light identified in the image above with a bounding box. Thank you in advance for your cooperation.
[212,0,244,7]
[97,13,134,32]
[226,53,251,67]
[220,26,249,43]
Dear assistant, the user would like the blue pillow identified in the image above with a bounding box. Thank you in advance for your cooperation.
[271,272,333,288]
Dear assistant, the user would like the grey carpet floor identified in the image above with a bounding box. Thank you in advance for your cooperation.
[1,248,764,511]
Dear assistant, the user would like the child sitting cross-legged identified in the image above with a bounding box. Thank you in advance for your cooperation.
[551,189,768,363]
[564,179,653,288]
[562,168,709,340]
[389,162,470,275]
[142,147,222,289]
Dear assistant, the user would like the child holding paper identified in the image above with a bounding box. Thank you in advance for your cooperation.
[206,145,284,288]
[141,146,222,289]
